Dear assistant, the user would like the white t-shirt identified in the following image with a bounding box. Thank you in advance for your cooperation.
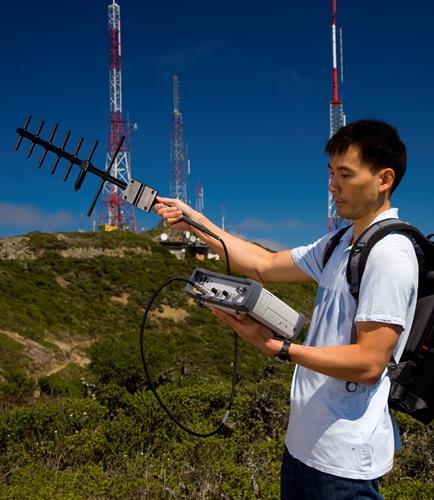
[286,208,418,479]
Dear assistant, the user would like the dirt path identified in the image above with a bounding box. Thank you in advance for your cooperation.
[0,329,94,377]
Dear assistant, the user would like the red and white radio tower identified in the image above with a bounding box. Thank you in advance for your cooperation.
[100,0,136,231]
[170,75,189,203]
[328,0,347,232]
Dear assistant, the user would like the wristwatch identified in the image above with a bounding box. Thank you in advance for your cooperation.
[275,338,292,362]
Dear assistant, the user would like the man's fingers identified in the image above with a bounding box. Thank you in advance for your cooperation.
[154,203,177,213]
[234,312,249,325]
[156,196,186,210]
[212,308,248,326]
[154,204,183,220]
[167,217,183,225]
[211,308,235,323]
[156,196,175,205]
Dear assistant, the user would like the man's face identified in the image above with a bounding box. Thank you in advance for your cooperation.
[328,145,390,221]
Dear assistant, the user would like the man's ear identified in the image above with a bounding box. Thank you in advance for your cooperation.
[379,168,395,193]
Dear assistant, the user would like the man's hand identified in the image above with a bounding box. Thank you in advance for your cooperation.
[211,308,283,358]
[154,196,198,231]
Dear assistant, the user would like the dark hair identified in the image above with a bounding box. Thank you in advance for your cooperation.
[325,119,407,193]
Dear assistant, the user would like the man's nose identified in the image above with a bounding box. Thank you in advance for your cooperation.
[329,175,339,194]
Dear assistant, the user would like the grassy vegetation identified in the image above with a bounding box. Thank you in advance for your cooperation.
[0,332,26,375]
[0,230,432,498]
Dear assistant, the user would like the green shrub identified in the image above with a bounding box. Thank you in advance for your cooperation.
[383,412,434,485]
[382,479,434,499]
[38,373,85,398]
[89,335,145,392]
[0,398,106,452]
[94,383,132,418]
[0,370,35,399]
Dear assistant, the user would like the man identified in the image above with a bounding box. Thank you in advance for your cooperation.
[155,120,418,499]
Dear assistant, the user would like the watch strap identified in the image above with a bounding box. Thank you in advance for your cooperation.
[275,338,292,362]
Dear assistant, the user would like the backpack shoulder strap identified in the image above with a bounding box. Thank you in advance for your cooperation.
[346,218,428,300]
[322,225,351,270]
[401,226,434,298]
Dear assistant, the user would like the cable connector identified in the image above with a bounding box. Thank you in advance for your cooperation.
[192,283,209,295]
[122,179,158,213]
[223,410,231,424]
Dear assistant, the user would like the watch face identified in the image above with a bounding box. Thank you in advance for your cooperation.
[276,339,291,361]
[278,350,288,361]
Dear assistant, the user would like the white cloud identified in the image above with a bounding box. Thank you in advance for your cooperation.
[0,202,75,229]
[238,217,308,232]
[226,219,305,251]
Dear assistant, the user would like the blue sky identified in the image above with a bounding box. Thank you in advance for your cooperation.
[1,0,434,249]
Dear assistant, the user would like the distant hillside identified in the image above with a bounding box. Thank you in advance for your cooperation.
[0,231,432,499]
[0,230,315,387]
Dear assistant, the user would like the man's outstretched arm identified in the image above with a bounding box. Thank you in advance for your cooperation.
[154,196,313,284]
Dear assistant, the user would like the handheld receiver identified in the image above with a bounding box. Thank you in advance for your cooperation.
[185,268,304,340]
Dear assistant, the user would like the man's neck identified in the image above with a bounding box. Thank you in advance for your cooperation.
[352,203,392,242]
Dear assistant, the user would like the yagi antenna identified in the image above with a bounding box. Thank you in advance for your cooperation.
[15,115,214,237]
[15,115,159,217]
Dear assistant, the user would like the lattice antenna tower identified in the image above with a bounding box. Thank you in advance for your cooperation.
[328,0,347,232]
[100,0,136,231]
[195,182,204,213]
[170,75,189,203]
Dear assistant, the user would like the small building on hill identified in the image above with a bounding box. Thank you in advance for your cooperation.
[157,228,220,261]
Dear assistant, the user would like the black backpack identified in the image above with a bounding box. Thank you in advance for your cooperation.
[322,218,434,424]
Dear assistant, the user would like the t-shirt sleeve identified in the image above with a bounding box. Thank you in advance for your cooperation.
[354,234,418,329]
[291,234,331,284]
